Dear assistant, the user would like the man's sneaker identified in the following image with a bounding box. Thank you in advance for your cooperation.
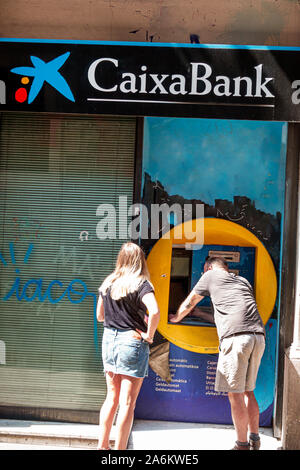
[231,441,250,450]
[249,437,261,450]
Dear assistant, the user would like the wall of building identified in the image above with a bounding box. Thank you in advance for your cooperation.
[282,352,300,449]
[1,0,300,46]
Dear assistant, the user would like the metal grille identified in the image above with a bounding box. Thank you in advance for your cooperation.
[0,112,136,418]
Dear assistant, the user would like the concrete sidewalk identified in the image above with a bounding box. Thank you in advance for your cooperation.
[128,420,282,450]
[0,418,282,451]
[0,419,101,450]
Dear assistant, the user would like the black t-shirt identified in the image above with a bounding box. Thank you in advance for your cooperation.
[100,280,154,332]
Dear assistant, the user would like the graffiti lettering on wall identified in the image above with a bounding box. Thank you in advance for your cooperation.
[12,216,44,242]
[0,242,99,353]
[52,245,96,281]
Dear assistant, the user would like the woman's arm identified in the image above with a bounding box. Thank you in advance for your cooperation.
[139,292,160,344]
[96,294,105,322]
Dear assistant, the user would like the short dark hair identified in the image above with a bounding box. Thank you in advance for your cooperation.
[205,256,228,269]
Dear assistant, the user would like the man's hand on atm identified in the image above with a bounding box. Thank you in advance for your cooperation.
[188,306,215,324]
[168,313,180,323]
[168,291,204,323]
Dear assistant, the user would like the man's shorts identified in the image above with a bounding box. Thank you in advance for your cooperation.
[215,333,265,393]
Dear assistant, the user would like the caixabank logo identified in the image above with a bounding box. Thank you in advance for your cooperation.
[10,51,75,104]
[2,39,300,120]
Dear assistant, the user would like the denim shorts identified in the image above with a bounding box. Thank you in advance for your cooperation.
[102,327,150,378]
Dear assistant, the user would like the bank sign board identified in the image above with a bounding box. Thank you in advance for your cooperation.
[1,38,300,121]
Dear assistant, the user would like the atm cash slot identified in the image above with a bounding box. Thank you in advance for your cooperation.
[209,250,240,275]
[208,250,240,263]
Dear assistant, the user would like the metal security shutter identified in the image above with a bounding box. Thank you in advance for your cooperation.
[0,112,136,422]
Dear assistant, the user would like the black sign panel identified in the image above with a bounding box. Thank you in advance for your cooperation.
[1,39,300,121]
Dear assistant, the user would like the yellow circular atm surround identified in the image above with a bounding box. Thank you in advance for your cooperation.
[147,217,277,354]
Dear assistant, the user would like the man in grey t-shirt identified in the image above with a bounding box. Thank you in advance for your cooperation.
[169,256,265,451]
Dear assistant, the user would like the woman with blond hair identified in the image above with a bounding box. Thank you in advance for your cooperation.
[96,242,160,450]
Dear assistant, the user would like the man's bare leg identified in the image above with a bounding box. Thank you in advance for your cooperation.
[245,391,261,449]
[244,391,259,433]
[228,392,249,444]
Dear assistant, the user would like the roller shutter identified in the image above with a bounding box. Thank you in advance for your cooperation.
[0,112,136,421]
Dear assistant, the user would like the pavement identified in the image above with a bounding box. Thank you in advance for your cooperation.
[0,419,101,450]
[128,420,282,450]
[0,418,282,451]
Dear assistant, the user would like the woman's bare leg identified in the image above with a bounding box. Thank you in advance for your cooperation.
[114,375,144,450]
[98,372,121,450]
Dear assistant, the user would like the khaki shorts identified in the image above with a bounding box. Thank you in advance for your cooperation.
[215,333,265,393]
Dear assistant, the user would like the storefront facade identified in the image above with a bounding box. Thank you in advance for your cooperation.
[0,39,299,443]
[0,111,137,422]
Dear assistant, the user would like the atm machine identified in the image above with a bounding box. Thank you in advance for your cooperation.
[135,219,277,425]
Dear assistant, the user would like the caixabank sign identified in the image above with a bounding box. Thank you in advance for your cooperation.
[1,38,300,120]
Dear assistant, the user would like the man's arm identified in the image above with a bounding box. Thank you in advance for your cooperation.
[169,290,204,323]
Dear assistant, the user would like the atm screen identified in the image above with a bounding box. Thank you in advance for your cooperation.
[169,247,191,315]
[168,245,215,327]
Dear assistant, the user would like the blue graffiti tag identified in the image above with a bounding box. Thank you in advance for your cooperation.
[0,243,99,354]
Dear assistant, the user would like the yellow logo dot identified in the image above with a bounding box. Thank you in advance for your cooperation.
[21,77,30,85]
